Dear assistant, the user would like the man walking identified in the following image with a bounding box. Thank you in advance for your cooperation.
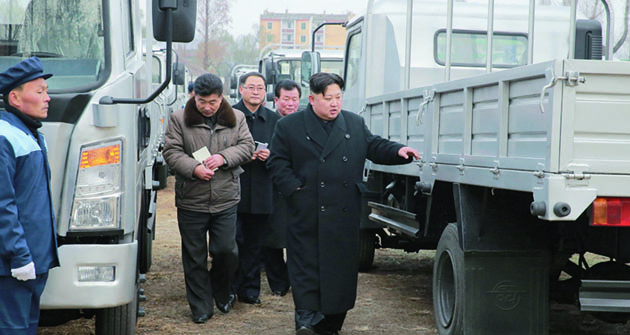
[163,73,254,323]
[0,57,59,335]
[267,72,420,335]
[232,72,281,305]
[261,79,301,297]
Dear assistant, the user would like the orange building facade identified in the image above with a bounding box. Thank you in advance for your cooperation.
[259,11,350,51]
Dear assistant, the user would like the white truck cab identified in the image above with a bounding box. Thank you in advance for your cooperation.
[0,0,196,333]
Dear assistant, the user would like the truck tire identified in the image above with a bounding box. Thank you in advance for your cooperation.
[358,228,376,272]
[433,223,463,335]
[94,288,138,335]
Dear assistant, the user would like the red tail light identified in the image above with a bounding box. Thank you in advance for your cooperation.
[590,197,630,227]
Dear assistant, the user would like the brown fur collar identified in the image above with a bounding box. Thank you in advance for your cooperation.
[183,96,237,128]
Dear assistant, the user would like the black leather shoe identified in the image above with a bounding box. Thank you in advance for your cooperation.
[295,325,316,335]
[238,295,261,304]
[272,288,289,296]
[192,313,211,324]
[216,294,236,313]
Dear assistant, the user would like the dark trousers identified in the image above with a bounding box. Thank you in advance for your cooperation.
[233,213,269,299]
[295,310,347,333]
[177,206,238,317]
[262,246,290,293]
[0,273,48,335]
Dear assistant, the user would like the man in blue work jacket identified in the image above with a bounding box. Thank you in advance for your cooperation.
[0,57,59,335]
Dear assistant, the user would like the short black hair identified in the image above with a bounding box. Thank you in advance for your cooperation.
[309,72,344,95]
[274,79,301,98]
[239,72,266,87]
[194,74,222,97]
[187,82,194,93]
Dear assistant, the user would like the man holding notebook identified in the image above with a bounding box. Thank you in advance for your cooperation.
[163,73,254,324]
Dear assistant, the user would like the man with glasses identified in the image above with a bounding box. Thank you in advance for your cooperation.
[232,72,281,305]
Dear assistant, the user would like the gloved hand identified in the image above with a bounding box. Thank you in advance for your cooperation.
[11,262,36,281]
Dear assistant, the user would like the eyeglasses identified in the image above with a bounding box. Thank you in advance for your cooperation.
[243,86,265,92]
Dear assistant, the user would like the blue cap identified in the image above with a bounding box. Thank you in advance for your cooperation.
[0,57,52,95]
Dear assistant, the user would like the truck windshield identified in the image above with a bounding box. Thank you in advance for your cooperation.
[0,0,105,91]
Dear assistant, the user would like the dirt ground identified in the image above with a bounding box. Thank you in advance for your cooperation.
[38,176,630,335]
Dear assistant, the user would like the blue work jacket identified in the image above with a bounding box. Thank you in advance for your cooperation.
[0,108,59,276]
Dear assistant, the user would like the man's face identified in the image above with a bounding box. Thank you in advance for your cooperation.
[274,88,300,117]
[239,76,265,109]
[194,93,222,117]
[10,78,50,120]
[309,84,342,121]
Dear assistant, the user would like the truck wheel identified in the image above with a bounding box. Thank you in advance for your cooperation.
[94,290,138,335]
[358,229,376,272]
[433,223,463,335]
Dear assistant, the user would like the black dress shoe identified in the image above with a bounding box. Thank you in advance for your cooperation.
[272,288,289,296]
[295,325,316,335]
[238,295,261,304]
[192,313,211,324]
[216,294,236,313]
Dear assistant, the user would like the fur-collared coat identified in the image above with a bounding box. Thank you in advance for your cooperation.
[164,97,254,213]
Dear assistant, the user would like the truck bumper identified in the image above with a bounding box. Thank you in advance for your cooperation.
[40,242,138,309]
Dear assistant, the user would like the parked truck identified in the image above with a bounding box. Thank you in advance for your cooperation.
[302,0,630,334]
[259,48,343,110]
[0,0,196,334]
[228,63,258,104]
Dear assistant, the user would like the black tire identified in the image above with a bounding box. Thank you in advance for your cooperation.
[94,288,138,335]
[358,229,376,272]
[433,223,464,335]
[138,189,154,274]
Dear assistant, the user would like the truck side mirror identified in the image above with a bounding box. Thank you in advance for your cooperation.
[153,0,197,43]
[230,75,238,90]
[575,19,603,60]
[266,91,275,102]
[264,61,276,85]
[301,51,321,87]
[172,62,186,85]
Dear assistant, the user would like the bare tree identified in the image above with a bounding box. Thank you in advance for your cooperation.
[196,0,232,71]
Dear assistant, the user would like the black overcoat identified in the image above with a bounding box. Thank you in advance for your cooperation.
[233,100,281,214]
[267,105,411,314]
[265,189,288,248]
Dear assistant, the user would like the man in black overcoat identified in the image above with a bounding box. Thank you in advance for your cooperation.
[232,72,281,305]
[262,79,302,297]
[267,72,420,335]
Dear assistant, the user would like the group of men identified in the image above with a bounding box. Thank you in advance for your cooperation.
[164,70,419,335]
[0,55,420,335]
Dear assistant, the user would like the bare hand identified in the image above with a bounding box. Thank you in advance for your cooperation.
[204,154,225,171]
[255,148,270,161]
[398,146,421,160]
[194,164,215,181]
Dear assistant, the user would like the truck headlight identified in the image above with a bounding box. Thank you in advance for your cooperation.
[70,140,123,230]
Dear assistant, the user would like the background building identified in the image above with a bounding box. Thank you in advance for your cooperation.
[259,10,351,52]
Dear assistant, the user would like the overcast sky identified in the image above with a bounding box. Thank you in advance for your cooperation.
[228,0,368,37]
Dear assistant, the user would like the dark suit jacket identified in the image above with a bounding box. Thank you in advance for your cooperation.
[233,100,281,215]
